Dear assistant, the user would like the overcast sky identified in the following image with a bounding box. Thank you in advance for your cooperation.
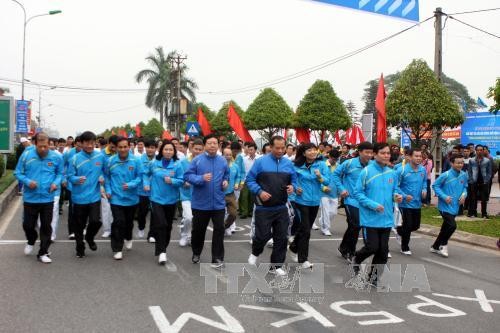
[1,0,499,138]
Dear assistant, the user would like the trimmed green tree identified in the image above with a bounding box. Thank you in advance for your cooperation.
[142,118,165,139]
[296,80,351,140]
[487,78,500,114]
[211,101,245,137]
[386,59,463,147]
[244,88,293,142]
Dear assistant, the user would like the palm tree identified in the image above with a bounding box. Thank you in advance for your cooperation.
[135,47,198,128]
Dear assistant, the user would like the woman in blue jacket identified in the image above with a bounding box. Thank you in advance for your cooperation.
[144,141,183,265]
[288,143,330,269]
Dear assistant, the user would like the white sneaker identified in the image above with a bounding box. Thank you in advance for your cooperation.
[272,267,287,276]
[266,239,274,248]
[225,229,232,237]
[300,261,313,270]
[401,250,412,256]
[137,229,145,238]
[312,224,319,230]
[51,235,56,241]
[322,230,332,236]
[24,244,34,255]
[68,233,75,240]
[148,237,156,243]
[38,254,52,264]
[439,245,449,258]
[249,239,253,245]
[288,235,295,244]
[430,246,439,254]
[179,236,188,247]
[248,254,258,266]
[113,252,123,260]
[102,231,111,238]
[387,252,392,258]
[158,252,167,265]
[124,240,133,250]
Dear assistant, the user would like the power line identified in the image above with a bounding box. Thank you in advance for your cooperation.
[48,102,147,114]
[0,77,147,92]
[198,15,434,95]
[447,7,500,15]
[447,15,500,39]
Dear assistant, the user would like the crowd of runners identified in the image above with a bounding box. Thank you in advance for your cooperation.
[14,131,496,287]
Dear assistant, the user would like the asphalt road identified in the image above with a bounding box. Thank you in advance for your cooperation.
[1,196,499,333]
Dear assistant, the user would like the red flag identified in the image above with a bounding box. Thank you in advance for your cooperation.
[283,128,288,141]
[375,73,387,143]
[227,104,253,142]
[334,130,342,146]
[119,129,127,138]
[135,124,141,137]
[197,107,212,135]
[162,130,173,140]
[295,128,310,144]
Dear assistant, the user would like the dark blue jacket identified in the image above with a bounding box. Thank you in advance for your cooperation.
[246,153,297,210]
[184,152,230,210]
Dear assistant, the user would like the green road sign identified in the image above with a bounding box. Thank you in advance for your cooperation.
[0,96,15,153]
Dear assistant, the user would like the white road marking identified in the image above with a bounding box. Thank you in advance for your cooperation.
[165,260,178,272]
[0,197,21,239]
[330,300,404,325]
[420,257,472,274]
[0,236,421,245]
[432,289,500,313]
[149,305,244,333]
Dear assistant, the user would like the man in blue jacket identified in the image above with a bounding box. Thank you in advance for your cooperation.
[15,132,64,263]
[67,131,106,258]
[332,141,374,262]
[352,142,402,286]
[431,154,468,258]
[105,137,143,260]
[62,136,82,240]
[136,139,157,242]
[178,139,204,247]
[184,134,230,268]
[246,136,297,276]
[396,148,427,255]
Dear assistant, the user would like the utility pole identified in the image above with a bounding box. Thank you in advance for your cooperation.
[432,7,444,177]
[170,54,187,138]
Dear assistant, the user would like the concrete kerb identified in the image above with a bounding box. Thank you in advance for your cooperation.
[0,180,19,219]
[417,224,499,251]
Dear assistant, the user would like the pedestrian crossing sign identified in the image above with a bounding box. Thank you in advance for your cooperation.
[186,121,200,136]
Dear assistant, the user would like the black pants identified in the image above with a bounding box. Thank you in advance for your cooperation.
[191,209,225,262]
[468,183,489,217]
[432,211,456,249]
[339,204,360,256]
[354,227,391,282]
[151,202,176,256]
[137,195,153,238]
[252,207,289,267]
[73,201,102,253]
[424,179,432,205]
[67,190,75,235]
[111,204,137,252]
[397,208,421,252]
[23,202,53,256]
[289,204,319,263]
[290,201,301,236]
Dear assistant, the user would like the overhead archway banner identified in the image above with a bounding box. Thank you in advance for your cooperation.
[311,0,419,22]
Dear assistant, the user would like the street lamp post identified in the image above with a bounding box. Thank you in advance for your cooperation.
[25,79,55,129]
[9,0,61,100]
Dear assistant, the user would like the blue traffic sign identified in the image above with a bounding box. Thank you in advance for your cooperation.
[401,128,412,148]
[186,121,200,136]
[312,0,419,22]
